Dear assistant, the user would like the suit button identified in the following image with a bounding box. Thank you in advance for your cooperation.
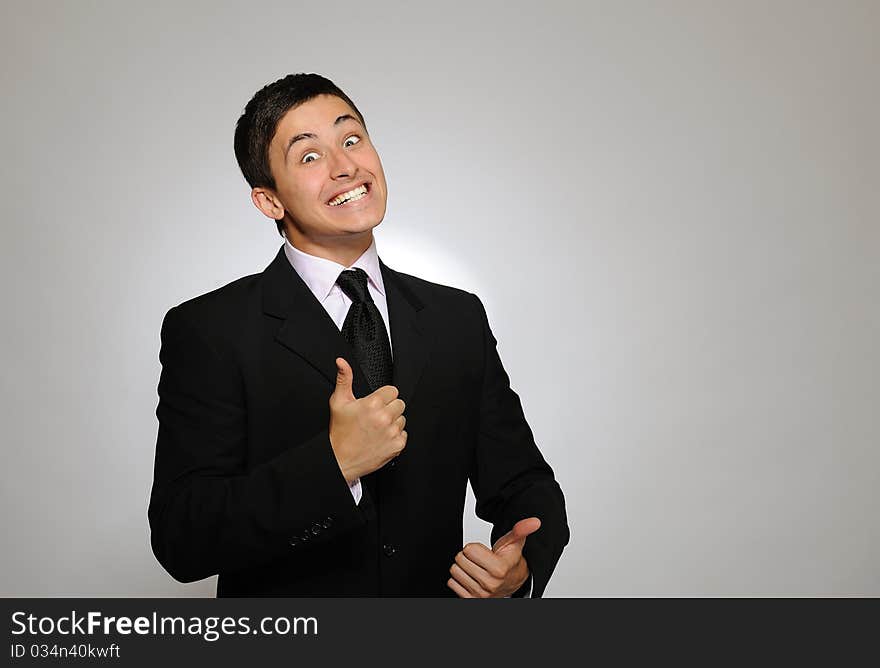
[322,516,334,529]
[300,531,310,542]
[310,523,322,536]
[289,537,300,547]
[382,543,397,557]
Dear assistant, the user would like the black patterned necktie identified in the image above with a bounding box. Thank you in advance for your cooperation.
[337,267,393,392]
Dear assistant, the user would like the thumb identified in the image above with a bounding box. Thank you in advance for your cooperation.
[492,517,541,554]
[331,357,356,404]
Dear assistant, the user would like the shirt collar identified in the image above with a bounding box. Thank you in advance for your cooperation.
[282,235,386,303]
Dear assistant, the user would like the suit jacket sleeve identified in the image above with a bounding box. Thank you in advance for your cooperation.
[148,305,366,583]
[467,294,570,597]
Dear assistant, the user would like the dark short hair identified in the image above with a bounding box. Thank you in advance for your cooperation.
[234,73,367,236]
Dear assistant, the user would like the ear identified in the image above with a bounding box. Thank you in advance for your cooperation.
[251,187,285,220]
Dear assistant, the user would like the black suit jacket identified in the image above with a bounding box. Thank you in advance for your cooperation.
[148,246,569,596]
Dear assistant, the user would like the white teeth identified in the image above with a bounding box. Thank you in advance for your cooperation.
[328,184,368,206]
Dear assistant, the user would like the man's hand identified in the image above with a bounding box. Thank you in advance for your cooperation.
[328,357,407,483]
[447,517,540,598]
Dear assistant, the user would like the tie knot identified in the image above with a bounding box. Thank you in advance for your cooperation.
[336,267,372,304]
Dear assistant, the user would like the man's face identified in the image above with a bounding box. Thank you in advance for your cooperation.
[263,94,388,245]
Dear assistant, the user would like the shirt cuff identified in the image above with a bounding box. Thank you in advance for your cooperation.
[349,478,362,505]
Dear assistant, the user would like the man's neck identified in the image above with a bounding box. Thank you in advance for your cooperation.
[284,231,374,268]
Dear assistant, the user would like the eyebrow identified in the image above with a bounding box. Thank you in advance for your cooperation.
[283,114,362,161]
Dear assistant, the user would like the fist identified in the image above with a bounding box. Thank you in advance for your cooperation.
[328,357,407,482]
[447,518,540,598]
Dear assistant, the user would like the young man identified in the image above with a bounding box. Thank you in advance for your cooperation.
[148,73,569,597]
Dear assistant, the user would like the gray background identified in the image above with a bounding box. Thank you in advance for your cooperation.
[2,0,877,596]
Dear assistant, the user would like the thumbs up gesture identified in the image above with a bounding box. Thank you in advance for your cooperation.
[328,357,407,483]
[447,517,540,598]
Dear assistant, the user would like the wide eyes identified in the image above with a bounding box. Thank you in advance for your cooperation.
[300,135,361,164]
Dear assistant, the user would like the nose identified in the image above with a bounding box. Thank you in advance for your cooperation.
[328,145,357,179]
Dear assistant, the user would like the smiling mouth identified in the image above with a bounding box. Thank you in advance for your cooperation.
[327,183,370,206]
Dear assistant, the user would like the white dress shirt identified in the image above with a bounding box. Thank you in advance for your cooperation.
[282,235,392,506]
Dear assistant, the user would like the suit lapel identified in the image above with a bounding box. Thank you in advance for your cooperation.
[380,257,429,405]
[263,247,371,398]
[262,247,430,405]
